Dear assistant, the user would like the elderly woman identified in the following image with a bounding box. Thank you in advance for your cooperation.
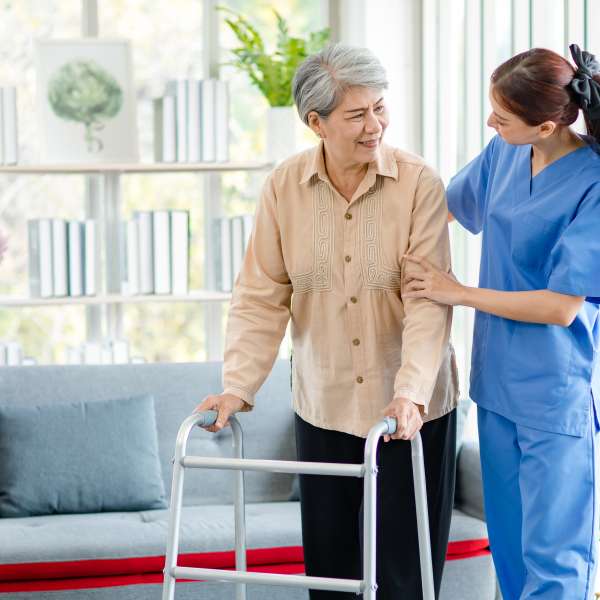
[197,43,458,599]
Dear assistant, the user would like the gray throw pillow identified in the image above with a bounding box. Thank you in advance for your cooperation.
[0,395,167,517]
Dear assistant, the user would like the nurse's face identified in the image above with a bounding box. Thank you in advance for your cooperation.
[487,86,549,145]
[308,86,389,167]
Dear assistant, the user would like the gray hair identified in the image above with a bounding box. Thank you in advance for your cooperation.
[292,43,389,125]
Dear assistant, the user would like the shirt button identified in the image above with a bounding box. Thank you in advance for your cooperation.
[345,212,353,220]
[345,255,352,263]
[352,338,360,346]
[350,296,358,304]
[356,376,364,384]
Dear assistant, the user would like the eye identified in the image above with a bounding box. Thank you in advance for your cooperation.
[350,113,363,121]
[374,105,384,113]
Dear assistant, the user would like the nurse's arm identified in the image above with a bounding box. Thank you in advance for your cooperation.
[403,255,584,327]
[460,288,585,327]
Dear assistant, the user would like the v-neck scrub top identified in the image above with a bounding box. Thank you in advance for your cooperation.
[448,135,600,437]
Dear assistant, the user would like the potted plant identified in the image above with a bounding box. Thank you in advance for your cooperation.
[219,6,330,161]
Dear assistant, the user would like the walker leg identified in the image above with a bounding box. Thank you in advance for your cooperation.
[162,457,186,600]
[232,420,247,600]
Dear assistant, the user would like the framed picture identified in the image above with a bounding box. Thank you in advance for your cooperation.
[35,39,138,164]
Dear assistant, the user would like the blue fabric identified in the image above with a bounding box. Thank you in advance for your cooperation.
[477,405,599,600]
[0,395,167,517]
[448,135,600,437]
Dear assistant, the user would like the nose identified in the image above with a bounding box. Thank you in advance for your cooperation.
[487,113,496,129]
[365,109,382,134]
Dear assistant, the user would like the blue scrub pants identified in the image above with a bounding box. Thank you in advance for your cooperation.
[478,405,599,600]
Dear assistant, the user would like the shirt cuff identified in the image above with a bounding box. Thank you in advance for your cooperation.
[393,384,432,414]
[223,385,255,409]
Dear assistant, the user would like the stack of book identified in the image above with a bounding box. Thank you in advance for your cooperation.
[154,78,229,163]
[0,341,35,366]
[65,339,132,365]
[212,214,254,292]
[28,219,97,298]
[121,209,190,296]
[0,86,18,165]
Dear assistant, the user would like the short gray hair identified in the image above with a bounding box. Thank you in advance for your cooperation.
[292,43,389,125]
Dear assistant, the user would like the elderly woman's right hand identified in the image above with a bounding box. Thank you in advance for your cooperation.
[194,393,247,433]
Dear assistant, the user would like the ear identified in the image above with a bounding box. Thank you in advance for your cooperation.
[307,111,325,139]
[538,120,557,138]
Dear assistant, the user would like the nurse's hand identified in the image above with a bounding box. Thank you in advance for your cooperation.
[382,397,424,442]
[403,255,465,306]
[194,393,249,433]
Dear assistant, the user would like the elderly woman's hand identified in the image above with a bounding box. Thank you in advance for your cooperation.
[402,255,465,306]
[194,393,249,433]
[382,397,423,441]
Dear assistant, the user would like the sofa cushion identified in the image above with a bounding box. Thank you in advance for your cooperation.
[0,503,488,591]
[0,395,166,517]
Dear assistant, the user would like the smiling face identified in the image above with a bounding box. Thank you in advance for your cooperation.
[487,85,557,145]
[308,86,389,167]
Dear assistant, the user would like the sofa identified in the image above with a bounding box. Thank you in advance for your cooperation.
[0,360,496,599]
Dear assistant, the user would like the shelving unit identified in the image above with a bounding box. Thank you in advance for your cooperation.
[0,0,272,364]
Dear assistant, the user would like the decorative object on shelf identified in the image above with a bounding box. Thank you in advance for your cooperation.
[153,79,229,163]
[0,86,18,165]
[28,218,97,298]
[219,6,329,162]
[121,210,190,296]
[212,213,253,292]
[35,39,138,164]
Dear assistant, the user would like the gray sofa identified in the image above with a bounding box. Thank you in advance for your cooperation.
[0,361,496,599]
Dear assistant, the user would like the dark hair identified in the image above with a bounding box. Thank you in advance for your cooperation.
[491,47,600,144]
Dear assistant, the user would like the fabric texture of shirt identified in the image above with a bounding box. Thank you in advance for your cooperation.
[223,141,459,438]
[448,134,600,437]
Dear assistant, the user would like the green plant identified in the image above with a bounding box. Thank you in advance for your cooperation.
[218,6,330,107]
[47,60,123,152]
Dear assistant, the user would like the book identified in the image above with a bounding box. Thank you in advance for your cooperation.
[112,339,130,364]
[28,219,53,298]
[136,211,154,294]
[0,89,4,165]
[231,215,244,284]
[170,210,190,295]
[84,220,97,296]
[1,87,17,165]
[201,79,216,162]
[68,221,84,297]
[5,342,22,366]
[187,80,202,162]
[162,94,177,163]
[123,219,140,295]
[167,79,188,162]
[153,210,172,294]
[213,216,232,292]
[51,219,68,297]
[153,98,164,162]
[215,80,229,162]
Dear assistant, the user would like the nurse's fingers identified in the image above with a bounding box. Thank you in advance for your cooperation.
[403,290,427,299]
[405,281,427,292]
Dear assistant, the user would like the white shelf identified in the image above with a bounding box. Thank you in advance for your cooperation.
[0,161,273,175]
[0,290,232,307]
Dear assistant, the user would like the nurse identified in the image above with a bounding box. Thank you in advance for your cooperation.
[403,45,600,599]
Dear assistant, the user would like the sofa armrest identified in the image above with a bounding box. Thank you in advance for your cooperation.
[455,438,485,522]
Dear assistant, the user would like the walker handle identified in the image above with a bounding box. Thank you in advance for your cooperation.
[194,410,219,427]
[383,416,397,435]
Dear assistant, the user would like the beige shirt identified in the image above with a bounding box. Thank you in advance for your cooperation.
[223,142,459,438]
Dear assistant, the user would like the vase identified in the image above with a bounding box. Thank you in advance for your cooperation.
[266,106,298,164]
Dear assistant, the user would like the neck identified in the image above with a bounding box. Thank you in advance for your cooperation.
[531,127,585,166]
[323,146,369,195]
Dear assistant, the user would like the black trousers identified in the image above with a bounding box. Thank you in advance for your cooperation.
[294,410,456,600]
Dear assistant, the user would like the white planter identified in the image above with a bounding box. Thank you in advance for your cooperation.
[266,106,298,164]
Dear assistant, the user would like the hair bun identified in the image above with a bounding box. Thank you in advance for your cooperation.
[569,44,600,119]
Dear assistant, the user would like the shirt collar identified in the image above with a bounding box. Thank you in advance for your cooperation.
[300,140,399,185]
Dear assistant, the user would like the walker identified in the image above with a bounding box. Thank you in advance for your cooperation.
[161,411,435,600]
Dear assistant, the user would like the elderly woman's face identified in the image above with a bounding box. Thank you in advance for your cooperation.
[312,86,388,165]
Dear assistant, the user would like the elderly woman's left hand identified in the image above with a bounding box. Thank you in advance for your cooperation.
[402,255,465,306]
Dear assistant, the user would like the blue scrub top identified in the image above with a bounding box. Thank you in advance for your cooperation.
[447,135,600,437]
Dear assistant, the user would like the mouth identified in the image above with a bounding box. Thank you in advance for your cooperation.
[358,138,380,149]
